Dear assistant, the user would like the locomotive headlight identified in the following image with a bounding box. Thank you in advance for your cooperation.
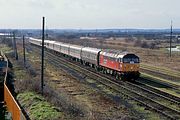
[131,66,133,70]
[120,64,122,68]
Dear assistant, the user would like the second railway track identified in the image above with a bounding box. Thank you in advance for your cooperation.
[141,68,180,83]
[140,68,180,90]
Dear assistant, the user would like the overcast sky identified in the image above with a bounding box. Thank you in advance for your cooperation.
[0,0,179,29]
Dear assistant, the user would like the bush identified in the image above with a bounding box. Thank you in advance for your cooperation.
[134,40,142,47]
[125,37,134,43]
[141,41,149,48]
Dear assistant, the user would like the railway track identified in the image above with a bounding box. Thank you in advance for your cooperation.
[140,68,180,90]
[135,79,180,104]
[140,68,180,83]
[29,45,180,120]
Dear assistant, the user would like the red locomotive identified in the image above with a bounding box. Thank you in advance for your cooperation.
[99,50,140,80]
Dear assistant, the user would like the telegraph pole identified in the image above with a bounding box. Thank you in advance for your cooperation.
[23,35,26,67]
[13,32,18,60]
[41,17,45,96]
[12,32,15,57]
[170,21,173,57]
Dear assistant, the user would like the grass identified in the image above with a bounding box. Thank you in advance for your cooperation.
[17,92,62,120]
[0,44,13,54]
[14,68,28,80]
[86,78,96,84]
[86,79,115,95]
[129,101,164,120]
[0,43,65,120]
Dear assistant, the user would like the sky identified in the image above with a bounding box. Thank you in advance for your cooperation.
[0,0,179,29]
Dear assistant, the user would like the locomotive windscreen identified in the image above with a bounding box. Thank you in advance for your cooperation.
[123,54,139,63]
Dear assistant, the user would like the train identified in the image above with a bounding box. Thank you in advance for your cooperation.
[29,37,140,80]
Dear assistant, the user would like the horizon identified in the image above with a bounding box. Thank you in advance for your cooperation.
[0,28,180,31]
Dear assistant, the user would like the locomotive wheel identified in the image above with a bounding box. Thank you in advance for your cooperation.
[80,60,83,65]
[95,66,99,71]
[115,74,119,80]
[104,69,107,74]
[121,76,126,81]
[103,69,105,74]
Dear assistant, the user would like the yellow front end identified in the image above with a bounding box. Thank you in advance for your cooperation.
[121,63,140,72]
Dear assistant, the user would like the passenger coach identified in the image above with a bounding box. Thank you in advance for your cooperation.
[81,47,101,68]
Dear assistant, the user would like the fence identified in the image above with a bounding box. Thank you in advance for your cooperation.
[2,51,26,120]
[4,84,26,120]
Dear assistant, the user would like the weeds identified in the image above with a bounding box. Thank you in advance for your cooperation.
[13,52,86,119]
[17,92,62,120]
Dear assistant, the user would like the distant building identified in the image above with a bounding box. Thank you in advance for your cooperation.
[0,33,14,40]
[80,37,97,40]
[0,33,13,36]
[164,34,177,39]
[0,33,9,36]
[178,36,180,40]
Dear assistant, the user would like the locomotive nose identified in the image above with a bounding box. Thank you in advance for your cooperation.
[131,66,133,70]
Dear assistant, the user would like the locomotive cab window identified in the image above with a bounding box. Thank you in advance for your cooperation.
[123,58,139,63]
[123,54,139,63]
[123,58,131,63]
[132,58,139,63]
[119,58,123,62]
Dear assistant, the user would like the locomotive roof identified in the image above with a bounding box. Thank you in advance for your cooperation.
[101,49,129,58]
